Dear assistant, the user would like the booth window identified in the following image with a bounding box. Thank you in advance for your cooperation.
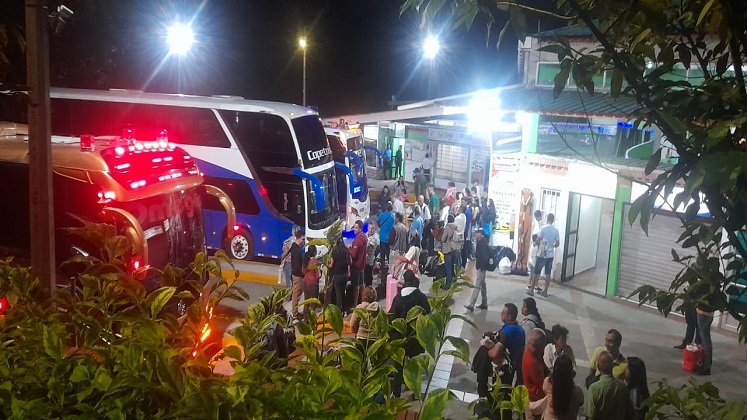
[436,144,468,183]
[541,188,560,215]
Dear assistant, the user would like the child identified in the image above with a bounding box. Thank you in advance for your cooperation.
[303,245,321,316]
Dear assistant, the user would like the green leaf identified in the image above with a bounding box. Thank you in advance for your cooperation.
[645,148,663,175]
[403,357,423,400]
[511,385,530,413]
[507,5,527,40]
[222,345,243,361]
[610,68,624,97]
[421,388,452,420]
[553,60,571,99]
[323,304,343,337]
[69,365,90,383]
[676,44,692,69]
[43,325,62,360]
[146,287,176,318]
[93,368,112,392]
[444,336,471,363]
[537,44,568,61]
[697,0,717,26]
[415,316,438,358]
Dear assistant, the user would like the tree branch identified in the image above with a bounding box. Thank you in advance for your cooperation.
[494,2,575,20]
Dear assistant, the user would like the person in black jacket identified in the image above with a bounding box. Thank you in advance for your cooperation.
[465,229,491,312]
[390,270,430,397]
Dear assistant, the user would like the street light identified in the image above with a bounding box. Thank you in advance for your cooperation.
[423,35,440,60]
[298,37,308,107]
[167,23,194,56]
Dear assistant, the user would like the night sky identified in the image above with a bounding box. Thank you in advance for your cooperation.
[1,1,526,116]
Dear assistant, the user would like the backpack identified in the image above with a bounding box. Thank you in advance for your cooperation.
[527,317,552,342]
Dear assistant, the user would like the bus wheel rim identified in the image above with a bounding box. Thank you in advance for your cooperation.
[231,235,249,259]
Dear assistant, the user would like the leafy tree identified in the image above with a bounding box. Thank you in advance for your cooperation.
[402,0,747,343]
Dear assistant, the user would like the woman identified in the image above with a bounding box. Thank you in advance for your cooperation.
[378,186,391,215]
[439,215,460,289]
[393,234,421,281]
[527,355,584,420]
[520,297,545,344]
[394,177,407,201]
[543,324,576,372]
[329,237,351,313]
[350,286,380,346]
[302,245,321,317]
[483,199,497,236]
[626,357,650,420]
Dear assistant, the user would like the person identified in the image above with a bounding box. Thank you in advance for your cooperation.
[439,199,451,223]
[302,245,321,317]
[674,304,701,349]
[584,351,633,420]
[409,207,423,245]
[461,198,473,268]
[349,220,368,307]
[428,185,440,219]
[392,212,408,254]
[383,146,393,180]
[439,215,460,289]
[364,222,380,287]
[454,204,467,268]
[472,341,512,418]
[394,177,407,201]
[390,270,431,397]
[391,194,405,216]
[527,213,560,297]
[280,226,301,298]
[289,229,306,320]
[531,209,544,236]
[393,234,421,281]
[464,229,490,312]
[492,303,525,386]
[329,237,351,313]
[522,329,549,402]
[543,324,576,372]
[696,300,715,375]
[481,197,496,236]
[350,286,380,346]
[444,181,457,207]
[415,194,432,253]
[422,153,433,183]
[520,297,545,344]
[413,168,427,198]
[626,356,650,420]
[378,185,391,214]
[527,355,584,420]
[528,234,540,287]
[394,146,403,178]
[588,329,628,384]
[377,203,395,267]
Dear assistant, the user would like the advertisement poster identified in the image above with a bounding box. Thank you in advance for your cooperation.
[488,155,520,225]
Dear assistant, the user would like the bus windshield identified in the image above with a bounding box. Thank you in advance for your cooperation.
[293,115,332,169]
[307,168,339,229]
[346,134,368,201]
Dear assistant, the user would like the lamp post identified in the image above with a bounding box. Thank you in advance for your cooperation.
[298,37,307,107]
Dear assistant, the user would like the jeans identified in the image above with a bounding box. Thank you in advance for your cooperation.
[282,263,292,288]
[350,270,364,307]
[444,251,456,289]
[291,275,304,317]
[467,269,488,308]
[683,307,701,344]
[697,312,714,371]
[380,242,391,267]
[364,264,374,287]
[461,240,473,268]
[333,274,349,312]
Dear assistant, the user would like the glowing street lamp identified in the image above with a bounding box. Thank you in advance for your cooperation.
[298,37,308,106]
[167,23,194,56]
[423,35,440,60]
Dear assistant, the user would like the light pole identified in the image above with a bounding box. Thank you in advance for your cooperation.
[298,37,307,107]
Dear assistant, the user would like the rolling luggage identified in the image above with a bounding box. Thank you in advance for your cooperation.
[385,274,400,312]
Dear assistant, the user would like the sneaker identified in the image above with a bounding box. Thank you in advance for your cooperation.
[673,343,686,350]
[535,287,542,293]
[540,290,548,297]
[526,289,534,296]
[464,305,474,312]
[526,285,533,290]
[477,304,488,310]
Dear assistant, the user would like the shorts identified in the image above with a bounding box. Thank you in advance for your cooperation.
[534,257,553,276]
[350,270,364,286]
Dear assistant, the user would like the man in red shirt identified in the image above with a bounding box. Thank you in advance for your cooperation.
[349,220,368,308]
[522,328,549,402]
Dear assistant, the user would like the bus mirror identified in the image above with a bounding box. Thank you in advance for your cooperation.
[334,161,358,196]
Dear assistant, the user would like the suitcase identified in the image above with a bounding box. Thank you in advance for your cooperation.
[682,344,705,373]
[385,274,400,312]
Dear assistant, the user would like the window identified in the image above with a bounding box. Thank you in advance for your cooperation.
[537,63,561,86]
[436,144,469,183]
[50,99,230,147]
[203,176,260,215]
[540,189,560,216]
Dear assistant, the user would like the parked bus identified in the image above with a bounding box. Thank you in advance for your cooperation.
[0,123,231,288]
[324,125,370,235]
[47,88,340,260]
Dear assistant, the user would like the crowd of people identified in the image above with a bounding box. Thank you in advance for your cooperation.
[473,297,650,420]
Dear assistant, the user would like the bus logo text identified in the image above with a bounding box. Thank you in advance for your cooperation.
[307,147,332,161]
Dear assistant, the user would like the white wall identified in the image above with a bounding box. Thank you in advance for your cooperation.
[574,196,602,274]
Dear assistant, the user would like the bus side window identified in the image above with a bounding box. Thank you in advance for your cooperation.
[203,176,260,216]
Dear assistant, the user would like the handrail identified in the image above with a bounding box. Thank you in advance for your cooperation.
[334,161,358,195]
[204,184,237,239]
[100,207,148,269]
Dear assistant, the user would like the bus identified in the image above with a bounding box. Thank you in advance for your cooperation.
[324,125,370,235]
[47,88,340,260]
[0,123,229,289]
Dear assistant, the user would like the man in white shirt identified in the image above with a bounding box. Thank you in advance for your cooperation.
[422,153,433,183]
[391,196,405,216]
[527,213,560,297]
[454,205,467,267]
[416,194,433,253]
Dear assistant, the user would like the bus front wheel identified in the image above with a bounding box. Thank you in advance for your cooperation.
[227,228,254,261]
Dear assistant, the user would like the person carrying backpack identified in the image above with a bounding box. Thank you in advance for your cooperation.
[464,229,491,312]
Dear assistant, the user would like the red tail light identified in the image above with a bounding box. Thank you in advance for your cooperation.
[100,141,199,191]
[0,296,9,315]
[97,190,116,204]
[233,225,240,232]
[80,134,95,152]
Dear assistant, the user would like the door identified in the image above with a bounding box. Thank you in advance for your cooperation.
[562,192,581,281]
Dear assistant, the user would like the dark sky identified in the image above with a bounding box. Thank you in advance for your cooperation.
[3,0,523,116]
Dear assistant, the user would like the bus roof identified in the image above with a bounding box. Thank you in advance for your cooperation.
[50,87,319,121]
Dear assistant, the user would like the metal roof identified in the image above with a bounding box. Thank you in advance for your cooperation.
[500,88,640,119]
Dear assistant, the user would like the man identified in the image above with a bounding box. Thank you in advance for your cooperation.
[472,341,510,414]
[522,329,548,402]
[392,212,409,254]
[364,222,380,287]
[409,207,423,245]
[378,203,395,267]
[465,229,490,312]
[496,303,525,385]
[394,145,403,178]
[444,181,457,207]
[349,220,368,307]
[289,229,306,320]
[390,270,431,397]
[422,153,433,183]
[279,225,301,298]
[416,194,433,253]
[584,351,633,420]
[413,168,427,198]
[461,198,473,268]
[588,329,628,382]
[454,204,467,268]
[440,215,460,289]
[527,213,560,297]
[428,185,440,219]
[383,146,393,180]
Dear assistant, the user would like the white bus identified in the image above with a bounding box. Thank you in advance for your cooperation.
[324,125,370,235]
[47,88,340,260]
